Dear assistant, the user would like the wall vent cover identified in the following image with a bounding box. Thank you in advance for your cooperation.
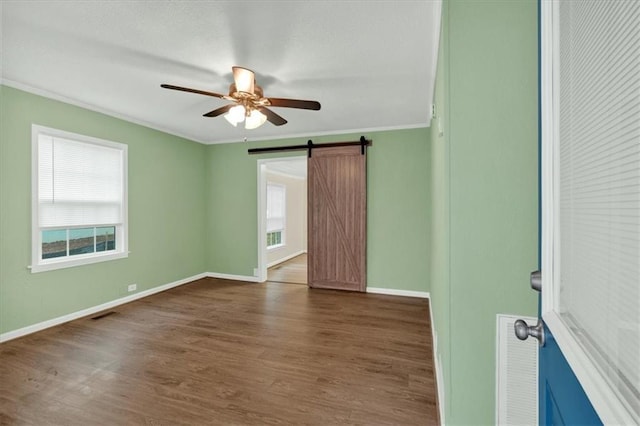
[91,311,117,320]
[496,314,538,425]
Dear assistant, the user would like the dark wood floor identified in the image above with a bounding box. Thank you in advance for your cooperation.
[0,278,438,425]
[267,253,307,285]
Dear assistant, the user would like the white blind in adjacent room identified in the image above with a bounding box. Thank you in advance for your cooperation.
[38,134,125,228]
[557,0,640,419]
[266,183,285,232]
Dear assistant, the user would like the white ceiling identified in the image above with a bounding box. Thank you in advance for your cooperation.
[1,1,441,145]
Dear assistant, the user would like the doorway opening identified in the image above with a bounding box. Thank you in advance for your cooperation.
[257,156,307,285]
[268,252,307,285]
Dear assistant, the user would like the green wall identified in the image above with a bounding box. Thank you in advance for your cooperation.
[206,128,431,292]
[429,1,539,424]
[0,86,208,335]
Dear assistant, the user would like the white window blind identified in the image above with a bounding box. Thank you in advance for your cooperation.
[557,0,640,419]
[266,183,285,232]
[38,135,124,228]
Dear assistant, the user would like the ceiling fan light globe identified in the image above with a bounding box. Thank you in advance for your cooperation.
[225,105,246,126]
[224,114,238,126]
[232,66,255,94]
[245,109,267,130]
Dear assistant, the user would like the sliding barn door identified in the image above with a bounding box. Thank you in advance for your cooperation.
[308,145,366,292]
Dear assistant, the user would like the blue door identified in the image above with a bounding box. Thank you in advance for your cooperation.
[538,325,600,425]
[530,1,640,425]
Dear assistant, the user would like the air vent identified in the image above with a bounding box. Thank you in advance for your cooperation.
[91,311,117,320]
[496,314,538,425]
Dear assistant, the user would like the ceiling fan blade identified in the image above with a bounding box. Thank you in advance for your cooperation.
[267,98,321,110]
[203,104,234,117]
[259,107,288,126]
[160,84,225,99]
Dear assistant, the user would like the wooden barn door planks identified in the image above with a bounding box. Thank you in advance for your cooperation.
[308,145,366,292]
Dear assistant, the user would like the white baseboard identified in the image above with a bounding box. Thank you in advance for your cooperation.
[267,250,306,268]
[430,299,445,425]
[206,272,260,282]
[0,272,208,343]
[366,287,430,298]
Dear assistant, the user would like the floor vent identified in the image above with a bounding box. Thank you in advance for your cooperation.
[496,314,538,425]
[91,311,117,320]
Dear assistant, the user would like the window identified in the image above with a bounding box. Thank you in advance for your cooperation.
[541,1,640,421]
[266,183,285,249]
[31,125,128,272]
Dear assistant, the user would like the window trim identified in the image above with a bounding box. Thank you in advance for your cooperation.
[30,125,128,273]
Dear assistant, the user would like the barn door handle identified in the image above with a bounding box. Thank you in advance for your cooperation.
[514,319,545,347]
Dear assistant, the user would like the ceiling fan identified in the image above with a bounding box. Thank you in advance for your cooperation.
[161,66,321,129]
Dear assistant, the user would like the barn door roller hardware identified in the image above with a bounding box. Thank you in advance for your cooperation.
[247,136,371,157]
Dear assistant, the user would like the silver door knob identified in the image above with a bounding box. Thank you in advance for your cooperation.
[530,270,541,292]
[514,319,545,346]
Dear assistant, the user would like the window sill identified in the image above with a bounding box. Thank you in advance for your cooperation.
[267,244,285,251]
[30,251,128,273]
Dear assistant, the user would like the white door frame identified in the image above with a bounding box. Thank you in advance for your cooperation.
[256,155,306,282]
